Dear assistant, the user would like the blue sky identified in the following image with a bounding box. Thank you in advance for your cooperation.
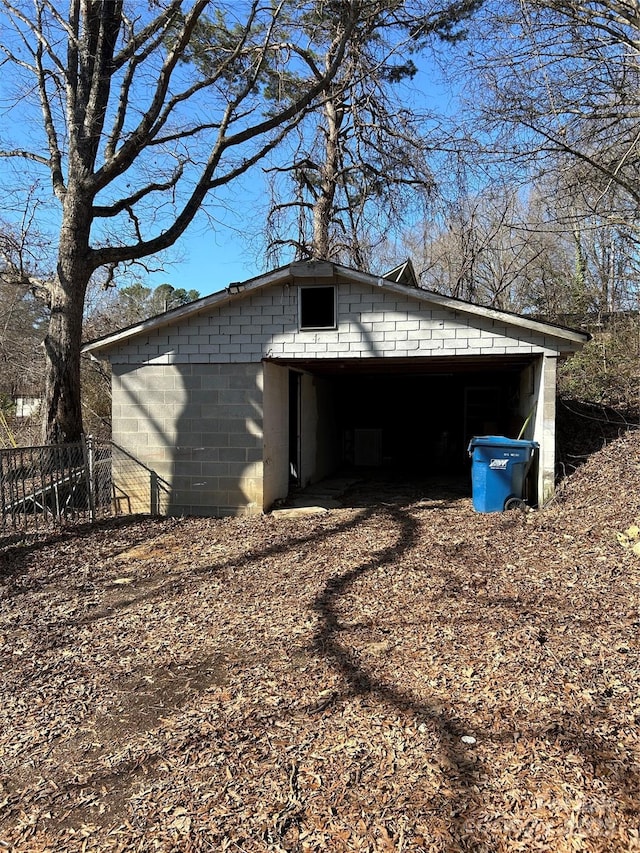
[143,54,459,299]
[0,15,461,303]
[146,205,263,298]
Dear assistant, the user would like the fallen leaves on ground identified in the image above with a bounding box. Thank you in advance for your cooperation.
[1,433,639,852]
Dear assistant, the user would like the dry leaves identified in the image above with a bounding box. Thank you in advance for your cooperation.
[1,433,639,851]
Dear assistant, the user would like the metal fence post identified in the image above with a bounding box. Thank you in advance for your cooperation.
[83,434,96,522]
[150,470,158,516]
[1,439,118,534]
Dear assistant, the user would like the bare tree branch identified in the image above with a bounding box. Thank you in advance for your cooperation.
[92,167,185,218]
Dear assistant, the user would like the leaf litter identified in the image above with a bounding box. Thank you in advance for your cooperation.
[0,432,639,852]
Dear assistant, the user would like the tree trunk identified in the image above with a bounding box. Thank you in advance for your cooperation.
[2,0,376,443]
[42,194,93,445]
[312,97,343,259]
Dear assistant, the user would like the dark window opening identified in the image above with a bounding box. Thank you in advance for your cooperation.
[299,286,336,329]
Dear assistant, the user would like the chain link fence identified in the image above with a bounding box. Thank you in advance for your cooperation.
[0,438,170,537]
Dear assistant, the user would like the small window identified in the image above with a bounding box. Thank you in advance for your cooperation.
[299,286,336,330]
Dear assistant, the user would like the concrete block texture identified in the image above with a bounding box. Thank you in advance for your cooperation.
[112,362,265,517]
[109,280,560,367]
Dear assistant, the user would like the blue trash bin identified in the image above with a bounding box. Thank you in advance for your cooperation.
[467,436,539,512]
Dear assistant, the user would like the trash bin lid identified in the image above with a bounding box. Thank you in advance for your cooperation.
[468,435,539,451]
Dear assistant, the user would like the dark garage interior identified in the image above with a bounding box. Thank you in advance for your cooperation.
[284,355,535,485]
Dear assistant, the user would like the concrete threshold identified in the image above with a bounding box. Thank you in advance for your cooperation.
[270,476,360,518]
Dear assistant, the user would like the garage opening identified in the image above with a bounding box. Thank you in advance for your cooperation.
[266,355,539,502]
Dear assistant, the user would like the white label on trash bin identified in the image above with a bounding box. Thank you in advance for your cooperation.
[489,458,509,469]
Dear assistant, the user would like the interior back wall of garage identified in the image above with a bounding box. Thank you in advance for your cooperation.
[288,366,524,483]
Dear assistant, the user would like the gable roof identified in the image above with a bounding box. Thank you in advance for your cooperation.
[83,259,590,355]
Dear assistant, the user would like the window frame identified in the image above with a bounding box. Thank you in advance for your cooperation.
[298,285,337,331]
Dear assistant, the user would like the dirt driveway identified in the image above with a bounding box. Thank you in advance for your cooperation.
[1,447,639,852]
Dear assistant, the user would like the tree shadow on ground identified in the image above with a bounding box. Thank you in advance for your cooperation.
[310,495,638,850]
[311,500,490,848]
[0,514,166,579]
[1,489,636,850]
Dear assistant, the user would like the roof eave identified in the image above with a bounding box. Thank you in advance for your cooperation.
[83,259,590,355]
[82,265,294,355]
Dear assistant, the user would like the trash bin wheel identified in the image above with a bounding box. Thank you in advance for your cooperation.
[504,497,527,511]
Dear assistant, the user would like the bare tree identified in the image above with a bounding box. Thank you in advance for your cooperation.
[0,0,374,443]
[523,164,640,319]
[453,0,640,229]
[405,172,640,323]
[262,0,482,267]
[0,218,49,401]
[409,186,554,310]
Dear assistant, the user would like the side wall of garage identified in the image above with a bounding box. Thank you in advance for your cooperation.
[111,362,265,516]
[533,355,557,505]
[298,373,341,489]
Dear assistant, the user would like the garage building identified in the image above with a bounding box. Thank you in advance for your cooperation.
[83,260,589,516]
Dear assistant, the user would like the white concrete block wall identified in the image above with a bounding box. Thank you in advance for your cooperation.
[112,362,264,516]
[109,279,562,366]
[534,355,558,505]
